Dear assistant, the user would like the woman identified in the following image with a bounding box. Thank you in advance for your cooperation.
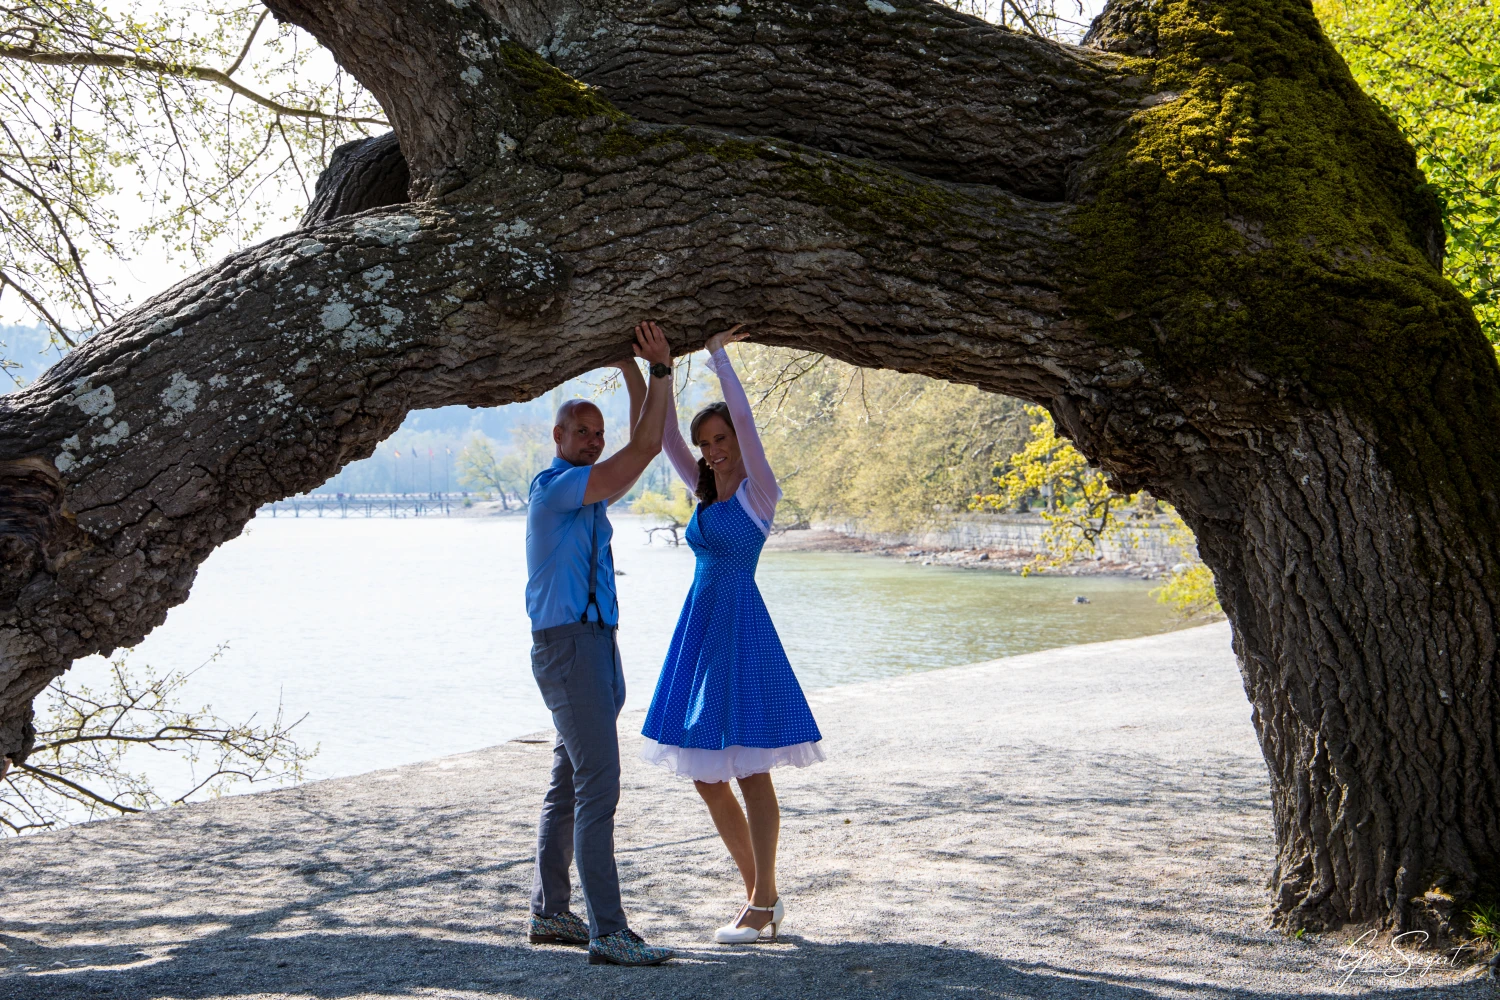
[640,325,825,944]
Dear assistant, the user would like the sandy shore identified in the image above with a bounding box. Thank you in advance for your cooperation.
[0,623,1490,998]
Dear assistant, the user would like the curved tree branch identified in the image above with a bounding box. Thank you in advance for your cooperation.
[0,162,111,326]
[16,762,142,813]
[386,0,1147,199]
[225,9,271,78]
[0,270,77,346]
[0,43,390,126]
[523,0,1149,197]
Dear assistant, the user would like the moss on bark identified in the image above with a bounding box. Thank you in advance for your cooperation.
[1073,0,1500,525]
[501,44,624,124]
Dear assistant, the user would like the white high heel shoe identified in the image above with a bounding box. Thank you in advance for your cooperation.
[714,898,785,943]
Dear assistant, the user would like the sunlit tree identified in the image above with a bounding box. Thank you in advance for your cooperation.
[1316,0,1500,347]
[728,345,1030,532]
[631,482,695,545]
[973,406,1221,616]
[0,1,383,346]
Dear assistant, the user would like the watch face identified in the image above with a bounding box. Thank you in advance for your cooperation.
[650,362,671,378]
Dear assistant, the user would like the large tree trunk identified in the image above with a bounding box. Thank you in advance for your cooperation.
[1,0,1495,938]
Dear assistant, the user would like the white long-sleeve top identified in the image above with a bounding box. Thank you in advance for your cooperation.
[663,348,781,534]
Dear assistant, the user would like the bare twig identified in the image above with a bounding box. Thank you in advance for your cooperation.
[751,351,825,410]
[0,161,108,327]
[0,269,78,345]
[16,762,143,814]
[644,524,684,546]
[0,45,389,126]
[0,643,315,835]
[225,8,269,77]
[1002,0,1039,35]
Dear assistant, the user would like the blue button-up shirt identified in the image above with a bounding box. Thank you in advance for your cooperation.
[525,456,619,631]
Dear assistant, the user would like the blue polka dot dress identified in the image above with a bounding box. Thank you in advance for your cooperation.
[640,483,825,782]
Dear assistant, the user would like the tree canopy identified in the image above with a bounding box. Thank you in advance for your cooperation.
[727,347,1029,532]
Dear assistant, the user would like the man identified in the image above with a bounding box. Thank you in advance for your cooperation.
[524,320,675,966]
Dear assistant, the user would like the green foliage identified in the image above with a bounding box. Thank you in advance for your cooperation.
[1151,552,1222,618]
[974,406,1221,616]
[973,404,1139,568]
[631,482,695,545]
[727,346,1029,533]
[1316,0,1500,348]
[455,424,550,507]
[1467,901,1500,947]
[975,405,1115,516]
[0,1,383,340]
[1,646,315,834]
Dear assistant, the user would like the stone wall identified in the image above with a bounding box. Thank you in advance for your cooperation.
[816,514,1194,565]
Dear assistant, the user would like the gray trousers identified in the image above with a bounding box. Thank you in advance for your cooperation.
[529,621,627,939]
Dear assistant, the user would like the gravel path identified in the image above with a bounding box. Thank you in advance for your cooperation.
[0,622,1491,999]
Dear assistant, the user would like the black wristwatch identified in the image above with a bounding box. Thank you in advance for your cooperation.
[649,361,671,380]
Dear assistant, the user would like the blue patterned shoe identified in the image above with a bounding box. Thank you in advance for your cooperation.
[588,928,674,966]
[529,909,589,946]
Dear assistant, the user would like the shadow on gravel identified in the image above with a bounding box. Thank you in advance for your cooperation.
[1,930,1488,1000]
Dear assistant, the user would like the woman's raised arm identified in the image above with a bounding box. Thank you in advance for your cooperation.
[663,409,700,492]
[705,340,780,525]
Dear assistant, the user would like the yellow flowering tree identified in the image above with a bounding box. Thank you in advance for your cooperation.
[631,483,696,546]
[973,406,1221,617]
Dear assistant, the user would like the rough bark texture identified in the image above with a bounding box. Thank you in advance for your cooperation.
[1,0,1496,938]
[299,130,411,227]
[500,0,1147,199]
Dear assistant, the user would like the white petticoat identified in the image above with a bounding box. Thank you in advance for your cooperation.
[639,737,826,783]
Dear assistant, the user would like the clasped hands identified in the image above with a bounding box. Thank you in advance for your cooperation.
[613,321,752,374]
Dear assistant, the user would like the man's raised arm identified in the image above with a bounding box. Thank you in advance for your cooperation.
[602,356,649,506]
[582,321,672,506]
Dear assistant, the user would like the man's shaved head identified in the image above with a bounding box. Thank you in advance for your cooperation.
[555,398,602,432]
[554,399,607,465]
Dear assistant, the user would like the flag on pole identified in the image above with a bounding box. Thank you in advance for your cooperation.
[394,449,401,458]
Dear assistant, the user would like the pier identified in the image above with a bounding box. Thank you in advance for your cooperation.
[259,493,479,518]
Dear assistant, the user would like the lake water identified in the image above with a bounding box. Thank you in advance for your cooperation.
[66,514,1181,781]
